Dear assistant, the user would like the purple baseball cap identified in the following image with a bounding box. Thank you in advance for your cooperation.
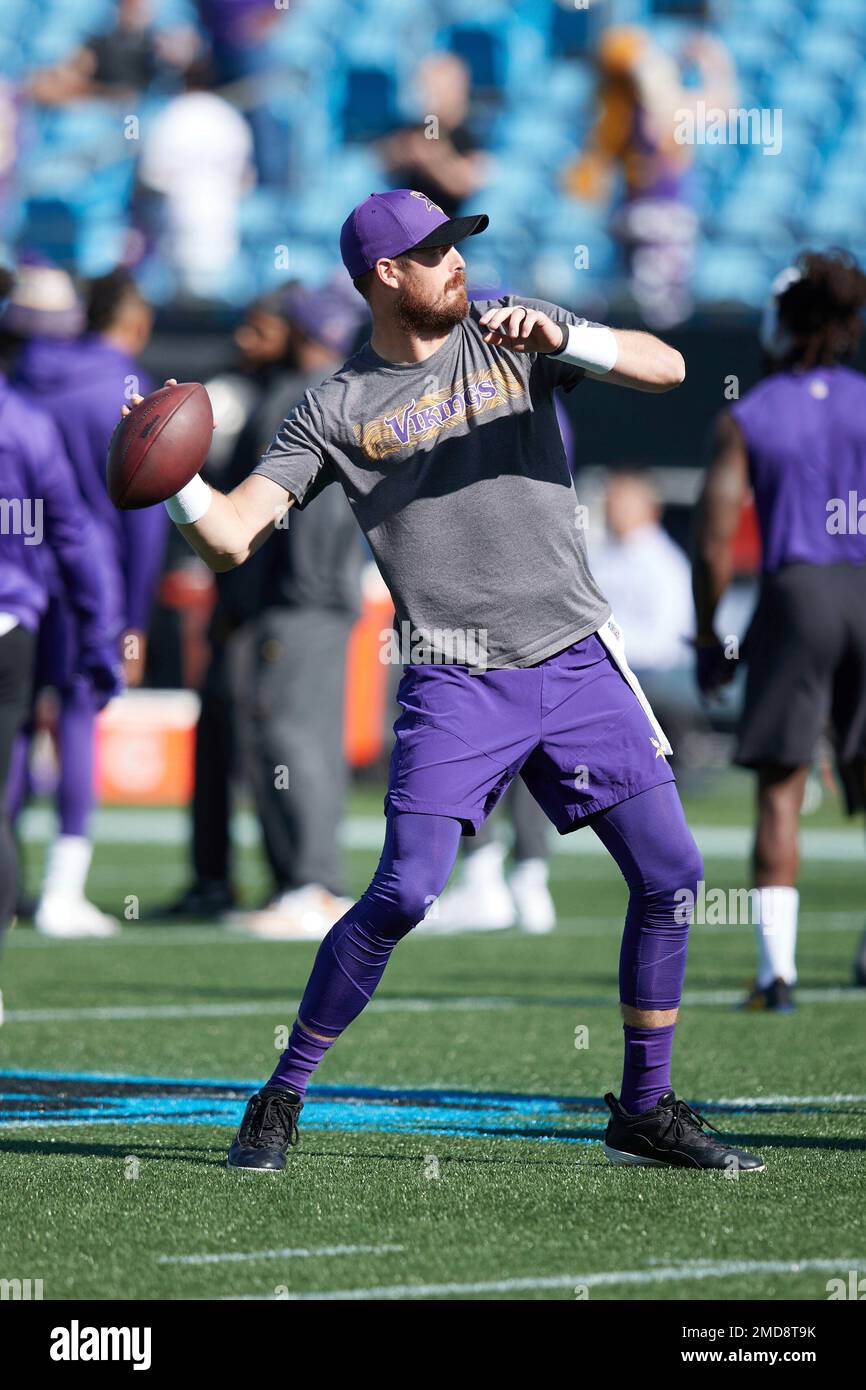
[340,189,488,280]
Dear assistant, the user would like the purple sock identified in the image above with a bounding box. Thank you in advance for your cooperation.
[620,1023,676,1113]
[268,1020,338,1097]
[267,810,462,1099]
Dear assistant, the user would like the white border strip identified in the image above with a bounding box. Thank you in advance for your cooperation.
[220,1255,866,1300]
[4,986,864,1024]
[159,1243,404,1266]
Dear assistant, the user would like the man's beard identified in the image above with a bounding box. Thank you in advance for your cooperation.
[395,274,469,336]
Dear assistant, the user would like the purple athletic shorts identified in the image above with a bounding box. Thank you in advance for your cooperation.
[385,632,676,834]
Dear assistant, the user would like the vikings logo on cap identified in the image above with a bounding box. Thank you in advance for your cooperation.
[409,190,444,216]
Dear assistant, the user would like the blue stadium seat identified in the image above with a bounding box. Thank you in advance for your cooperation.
[340,67,398,143]
[820,157,866,205]
[770,67,840,126]
[444,25,507,94]
[549,0,600,58]
[531,57,594,121]
[714,168,804,244]
[806,191,866,242]
[722,27,780,76]
[803,28,862,82]
[17,196,78,268]
[693,244,771,307]
[812,0,866,34]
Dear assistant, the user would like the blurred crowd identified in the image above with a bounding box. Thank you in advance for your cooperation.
[1,0,749,324]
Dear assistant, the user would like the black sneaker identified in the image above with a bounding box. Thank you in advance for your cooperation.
[740,977,795,1011]
[603,1090,766,1172]
[147,880,235,920]
[853,927,866,987]
[227,1086,302,1171]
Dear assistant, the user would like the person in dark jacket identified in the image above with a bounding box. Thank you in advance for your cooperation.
[6,264,165,935]
[0,277,120,980]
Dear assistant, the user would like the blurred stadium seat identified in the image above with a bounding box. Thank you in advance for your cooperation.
[2,0,864,309]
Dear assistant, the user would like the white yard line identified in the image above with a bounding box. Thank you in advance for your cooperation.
[158,1243,404,1266]
[219,1255,866,1300]
[18,807,866,860]
[4,912,861,952]
[679,986,866,1005]
[5,985,865,1025]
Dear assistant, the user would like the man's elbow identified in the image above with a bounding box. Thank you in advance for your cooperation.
[207,548,248,573]
[657,348,686,391]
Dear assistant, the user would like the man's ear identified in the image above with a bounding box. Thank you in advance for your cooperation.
[376,258,401,293]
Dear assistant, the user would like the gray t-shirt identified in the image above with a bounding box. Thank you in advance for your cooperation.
[253,296,611,668]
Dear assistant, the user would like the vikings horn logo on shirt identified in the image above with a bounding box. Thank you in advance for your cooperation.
[354,363,525,460]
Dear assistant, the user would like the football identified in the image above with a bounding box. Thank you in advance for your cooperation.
[106,380,213,510]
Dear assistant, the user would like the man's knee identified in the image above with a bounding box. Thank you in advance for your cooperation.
[374,872,442,931]
[640,834,703,907]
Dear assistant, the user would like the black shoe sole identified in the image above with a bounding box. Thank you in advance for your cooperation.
[602,1141,766,1172]
[226,1161,284,1173]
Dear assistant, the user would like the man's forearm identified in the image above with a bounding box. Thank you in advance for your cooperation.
[168,473,294,573]
[604,329,686,392]
[551,323,685,391]
[172,486,248,572]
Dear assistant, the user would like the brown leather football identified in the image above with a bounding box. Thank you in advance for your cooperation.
[106,381,213,509]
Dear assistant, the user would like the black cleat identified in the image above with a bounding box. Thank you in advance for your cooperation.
[853,927,866,988]
[147,880,235,920]
[603,1090,766,1172]
[740,977,795,1012]
[227,1086,302,1172]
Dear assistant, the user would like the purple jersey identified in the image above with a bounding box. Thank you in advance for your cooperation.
[731,365,866,573]
[0,373,116,645]
[14,335,168,631]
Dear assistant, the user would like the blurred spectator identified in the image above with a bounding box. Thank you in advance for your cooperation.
[379,54,488,218]
[5,263,166,937]
[592,471,694,669]
[202,287,299,481]
[590,471,698,757]
[156,279,367,932]
[27,0,193,107]
[234,280,368,936]
[563,27,734,327]
[148,285,305,915]
[194,0,287,187]
[137,56,254,301]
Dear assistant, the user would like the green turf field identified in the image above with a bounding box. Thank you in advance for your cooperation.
[1,772,864,1301]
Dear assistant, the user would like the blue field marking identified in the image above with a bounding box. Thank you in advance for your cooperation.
[0,1070,605,1142]
[0,1069,849,1142]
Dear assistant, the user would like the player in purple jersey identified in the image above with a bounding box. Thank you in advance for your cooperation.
[0,262,121,1006]
[694,250,866,1008]
[8,269,167,937]
[130,190,766,1172]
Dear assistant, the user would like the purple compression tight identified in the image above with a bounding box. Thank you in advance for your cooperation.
[268,782,702,1111]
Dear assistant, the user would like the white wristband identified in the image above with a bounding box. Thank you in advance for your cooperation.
[164,474,212,525]
[553,322,618,375]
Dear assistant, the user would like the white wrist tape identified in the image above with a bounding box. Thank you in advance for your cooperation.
[164,474,212,525]
[555,322,618,374]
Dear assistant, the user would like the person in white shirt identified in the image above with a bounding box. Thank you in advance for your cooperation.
[138,60,254,300]
[591,471,694,672]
